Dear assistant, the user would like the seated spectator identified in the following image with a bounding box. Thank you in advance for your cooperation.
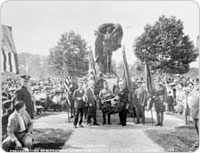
[2,100,33,151]
[2,100,14,140]
[52,91,61,111]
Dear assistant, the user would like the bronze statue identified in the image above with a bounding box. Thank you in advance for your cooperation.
[95,23,123,74]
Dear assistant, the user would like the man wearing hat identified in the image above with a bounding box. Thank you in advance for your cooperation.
[15,75,34,119]
[73,80,86,128]
[118,80,129,126]
[86,80,99,126]
[94,73,106,110]
[153,79,167,126]
[2,100,33,151]
[69,78,78,118]
[134,79,147,124]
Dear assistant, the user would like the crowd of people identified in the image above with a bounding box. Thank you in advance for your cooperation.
[1,73,199,151]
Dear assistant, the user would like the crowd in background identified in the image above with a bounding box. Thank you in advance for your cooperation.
[2,75,199,118]
[1,73,199,151]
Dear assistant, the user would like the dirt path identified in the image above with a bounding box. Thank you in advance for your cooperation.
[34,111,185,152]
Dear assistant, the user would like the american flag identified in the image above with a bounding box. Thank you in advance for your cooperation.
[1,25,19,74]
[64,77,72,92]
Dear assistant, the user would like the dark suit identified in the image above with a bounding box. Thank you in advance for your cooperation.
[86,87,97,124]
[73,89,85,126]
[118,88,129,126]
[15,86,34,119]
[69,83,78,117]
[134,87,147,124]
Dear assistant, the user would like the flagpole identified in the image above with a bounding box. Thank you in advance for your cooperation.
[63,56,70,123]
[145,60,154,125]
[122,46,135,121]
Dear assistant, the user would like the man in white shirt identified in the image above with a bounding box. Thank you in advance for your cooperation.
[2,100,33,151]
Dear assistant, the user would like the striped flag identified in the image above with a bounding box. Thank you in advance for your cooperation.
[64,77,72,92]
[63,59,72,92]
[1,25,19,74]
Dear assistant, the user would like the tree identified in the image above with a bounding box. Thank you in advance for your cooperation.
[48,31,89,77]
[134,15,198,74]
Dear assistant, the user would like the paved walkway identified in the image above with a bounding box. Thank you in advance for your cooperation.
[34,111,184,152]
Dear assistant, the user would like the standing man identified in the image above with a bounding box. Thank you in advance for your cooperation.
[99,81,113,125]
[86,80,99,126]
[134,79,147,124]
[73,80,85,128]
[153,79,167,126]
[118,81,129,126]
[94,73,105,110]
[69,78,78,118]
[15,75,34,119]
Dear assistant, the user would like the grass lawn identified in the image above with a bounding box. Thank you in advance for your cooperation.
[145,126,199,152]
[32,128,73,151]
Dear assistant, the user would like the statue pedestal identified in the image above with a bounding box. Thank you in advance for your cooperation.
[102,72,118,79]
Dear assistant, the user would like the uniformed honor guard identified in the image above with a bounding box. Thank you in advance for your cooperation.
[15,75,34,119]
[118,81,129,126]
[153,79,167,126]
[73,80,86,128]
[134,79,147,124]
[99,81,113,125]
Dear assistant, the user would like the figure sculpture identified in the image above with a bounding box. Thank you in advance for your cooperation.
[95,23,123,74]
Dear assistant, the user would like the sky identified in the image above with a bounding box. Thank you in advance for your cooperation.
[1,0,199,67]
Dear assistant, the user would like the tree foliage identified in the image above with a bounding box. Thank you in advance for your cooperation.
[48,31,89,77]
[134,15,198,74]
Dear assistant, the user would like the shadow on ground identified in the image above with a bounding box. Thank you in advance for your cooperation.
[145,125,198,152]
[34,111,66,120]
[32,128,73,150]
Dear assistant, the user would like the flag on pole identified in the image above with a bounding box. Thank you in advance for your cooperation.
[64,78,72,92]
[122,46,134,107]
[63,59,72,107]
[145,61,154,125]
[63,59,72,92]
[144,61,153,94]
[1,25,19,74]
[88,48,97,81]
[122,46,132,90]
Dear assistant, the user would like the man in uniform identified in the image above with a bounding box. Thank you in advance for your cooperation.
[134,79,147,124]
[153,79,167,126]
[15,75,34,119]
[99,80,113,125]
[73,80,86,128]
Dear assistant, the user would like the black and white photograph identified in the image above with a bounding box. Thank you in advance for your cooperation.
[0,0,199,152]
